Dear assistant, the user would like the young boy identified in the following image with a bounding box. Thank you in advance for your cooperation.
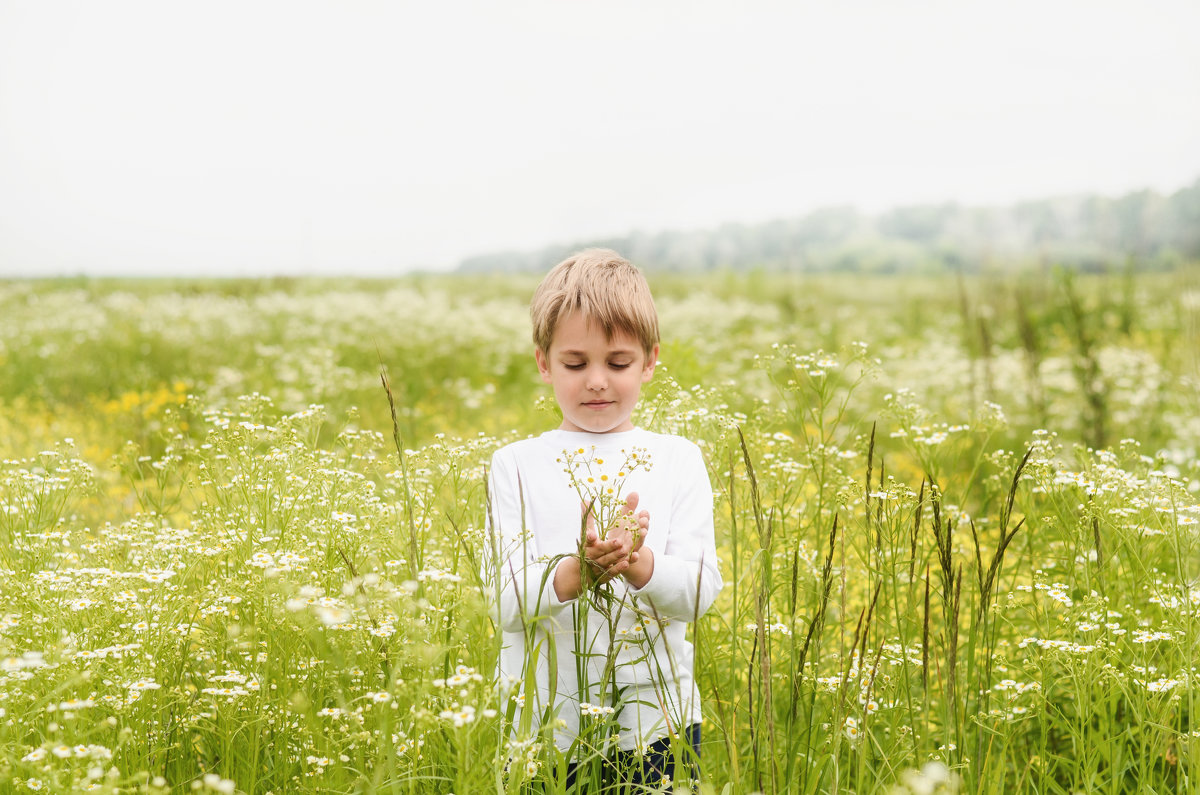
[487,249,724,788]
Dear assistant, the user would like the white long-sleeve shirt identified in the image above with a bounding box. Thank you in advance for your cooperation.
[485,427,723,751]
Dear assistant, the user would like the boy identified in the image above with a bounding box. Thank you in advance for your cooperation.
[487,249,724,788]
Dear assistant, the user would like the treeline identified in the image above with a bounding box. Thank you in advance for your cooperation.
[458,178,1200,273]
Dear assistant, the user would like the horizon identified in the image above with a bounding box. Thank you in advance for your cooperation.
[3,177,1194,280]
[3,178,1195,280]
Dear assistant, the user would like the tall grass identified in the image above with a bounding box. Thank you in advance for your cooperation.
[0,268,1197,792]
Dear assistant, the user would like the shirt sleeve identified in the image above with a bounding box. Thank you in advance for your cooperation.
[484,446,576,633]
[626,440,724,621]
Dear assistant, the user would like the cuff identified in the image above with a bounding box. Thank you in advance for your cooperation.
[626,552,686,602]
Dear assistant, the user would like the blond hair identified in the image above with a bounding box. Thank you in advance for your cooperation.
[530,249,659,357]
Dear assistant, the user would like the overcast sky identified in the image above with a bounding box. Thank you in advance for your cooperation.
[1,0,1197,276]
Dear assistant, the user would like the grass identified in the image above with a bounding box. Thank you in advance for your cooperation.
[0,267,1197,793]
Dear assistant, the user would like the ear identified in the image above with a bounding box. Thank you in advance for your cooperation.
[535,348,553,384]
[641,344,660,383]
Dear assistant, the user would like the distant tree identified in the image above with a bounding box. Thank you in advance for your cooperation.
[455,180,1200,273]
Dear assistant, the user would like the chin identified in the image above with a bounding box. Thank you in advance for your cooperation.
[568,417,626,434]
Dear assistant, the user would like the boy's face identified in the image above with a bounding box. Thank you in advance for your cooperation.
[535,311,658,434]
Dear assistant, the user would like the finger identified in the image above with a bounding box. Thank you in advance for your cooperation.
[589,536,621,553]
[597,553,627,569]
[630,512,649,546]
[622,506,647,535]
[590,555,626,578]
[586,538,626,561]
[604,538,630,559]
[596,539,631,565]
[623,491,639,514]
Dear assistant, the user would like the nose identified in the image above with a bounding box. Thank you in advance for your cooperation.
[586,366,607,391]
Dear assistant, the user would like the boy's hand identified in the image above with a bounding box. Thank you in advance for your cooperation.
[618,492,654,589]
[582,493,650,586]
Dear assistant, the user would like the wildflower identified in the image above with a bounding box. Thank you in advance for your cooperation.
[127,679,161,692]
[896,760,959,794]
[580,702,616,717]
[417,568,462,584]
[315,605,351,626]
[275,551,308,569]
[438,704,477,727]
[1044,588,1074,608]
[1145,678,1180,692]
[3,652,46,672]
[197,773,236,793]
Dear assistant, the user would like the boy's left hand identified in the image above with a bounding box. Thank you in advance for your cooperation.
[582,492,650,586]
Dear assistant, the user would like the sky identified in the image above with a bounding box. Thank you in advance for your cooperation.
[1,0,1198,277]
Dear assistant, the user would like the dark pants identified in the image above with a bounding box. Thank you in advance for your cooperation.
[564,724,701,793]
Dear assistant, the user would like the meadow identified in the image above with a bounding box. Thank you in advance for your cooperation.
[0,266,1197,794]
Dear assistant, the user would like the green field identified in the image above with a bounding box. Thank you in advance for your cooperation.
[1,268,1198,794]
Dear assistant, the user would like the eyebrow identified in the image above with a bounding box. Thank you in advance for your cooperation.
[558,348,636,356]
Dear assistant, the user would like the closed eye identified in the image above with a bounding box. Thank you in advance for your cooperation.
[609,363,632,370]
[563,363,586,370]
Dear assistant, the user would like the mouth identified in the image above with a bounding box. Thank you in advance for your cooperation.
[583,401,613,409]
